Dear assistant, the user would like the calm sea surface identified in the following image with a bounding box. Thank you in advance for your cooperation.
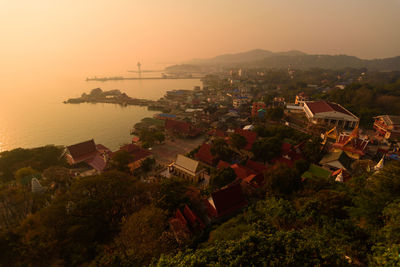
[0,72,201,152]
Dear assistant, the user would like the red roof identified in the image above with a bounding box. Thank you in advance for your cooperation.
[217,160,231,169]
[116,144,152,162]
[332,134,369,156]
[195,143,215,165]
[217,160,260,181]
[242,174,265,188]
[281,143,292,155]
[209,184,247,217]
[306,101,354,117]
[182,205,205,230]
[280,142,304,163]
[208,129,226,138]
[234,129,258,150]
[230,164,254,180]
[175,209,187,225]
[245,159,268,173]
[67,139,97,161]
[96,144,111,154]
[165,119,201,137]
[85,153,107,172]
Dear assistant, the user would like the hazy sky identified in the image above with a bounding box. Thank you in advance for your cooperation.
[1,0,400,77]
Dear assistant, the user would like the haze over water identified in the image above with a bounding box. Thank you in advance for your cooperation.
[0,69,201,152]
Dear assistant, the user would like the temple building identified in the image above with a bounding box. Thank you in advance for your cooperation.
[65,139,111,173]
[295,92,309,106]
[331,126,369,159]
[304,101,359,129]
[373,115,400,140]
[169,154,204,183]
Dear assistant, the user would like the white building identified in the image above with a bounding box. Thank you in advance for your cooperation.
[304,101,359,129]
[169,154,204,183]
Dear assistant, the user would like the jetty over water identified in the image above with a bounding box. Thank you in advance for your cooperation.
[86,76,204,82]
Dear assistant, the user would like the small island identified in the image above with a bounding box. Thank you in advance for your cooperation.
[64,88,156,106]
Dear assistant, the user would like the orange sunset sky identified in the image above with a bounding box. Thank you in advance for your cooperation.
[1,0,400,78]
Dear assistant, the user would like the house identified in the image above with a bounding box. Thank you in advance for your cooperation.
[169,154,204,183]
[272,97,285,107]
[217,159,266,188]
[207,129,227,139]
[252,102,266,117]
[182,204,205,231]
[169,204,205,243]
[373,115,400,140]
[65,139,111,172]
[234,129,258,150]
[272,142,304,167]
[205,183,247,219]
[245,159,268,174]
[154,113,177,120]
[168,209,192,244]
[304,101,359,129]
[331,127,369,159]
[165,119,202,138]
[295,92,309,106]
[113,143,152,172]
[319,151,354,171]
[195,143,216,166]
[232,96,249,108]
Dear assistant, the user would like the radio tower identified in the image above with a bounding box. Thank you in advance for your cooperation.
[137,62,142,76]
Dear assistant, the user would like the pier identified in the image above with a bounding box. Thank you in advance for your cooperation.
[86,76,204,82]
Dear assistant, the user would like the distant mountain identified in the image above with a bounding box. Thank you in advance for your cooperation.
[186,49,306,65]
[166,49,400,71]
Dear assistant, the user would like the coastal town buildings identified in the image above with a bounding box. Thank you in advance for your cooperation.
[165,119,202,138]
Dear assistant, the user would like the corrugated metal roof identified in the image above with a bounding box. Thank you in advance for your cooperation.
[174,154,200,175]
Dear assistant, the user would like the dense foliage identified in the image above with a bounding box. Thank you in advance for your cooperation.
[155,162,400,266]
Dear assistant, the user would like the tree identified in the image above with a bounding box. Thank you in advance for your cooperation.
[141,157,155,173]
[12,171,153,266]
[349,161,400,228]
[111,150,133,172]
[42,166,72,192]
[266,107,284,121]
[14,167,38,186]
[155,177,189,213]
[302,137,323,163]
[210,138,232,161]
[252,137,282,164]
[209,167,237,190]
[94,206,169,267]
[230,133,247,150]
[264,163,301,196]
[154,132,165,144]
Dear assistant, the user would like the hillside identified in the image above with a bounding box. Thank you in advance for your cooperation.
[166,49,400,71]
